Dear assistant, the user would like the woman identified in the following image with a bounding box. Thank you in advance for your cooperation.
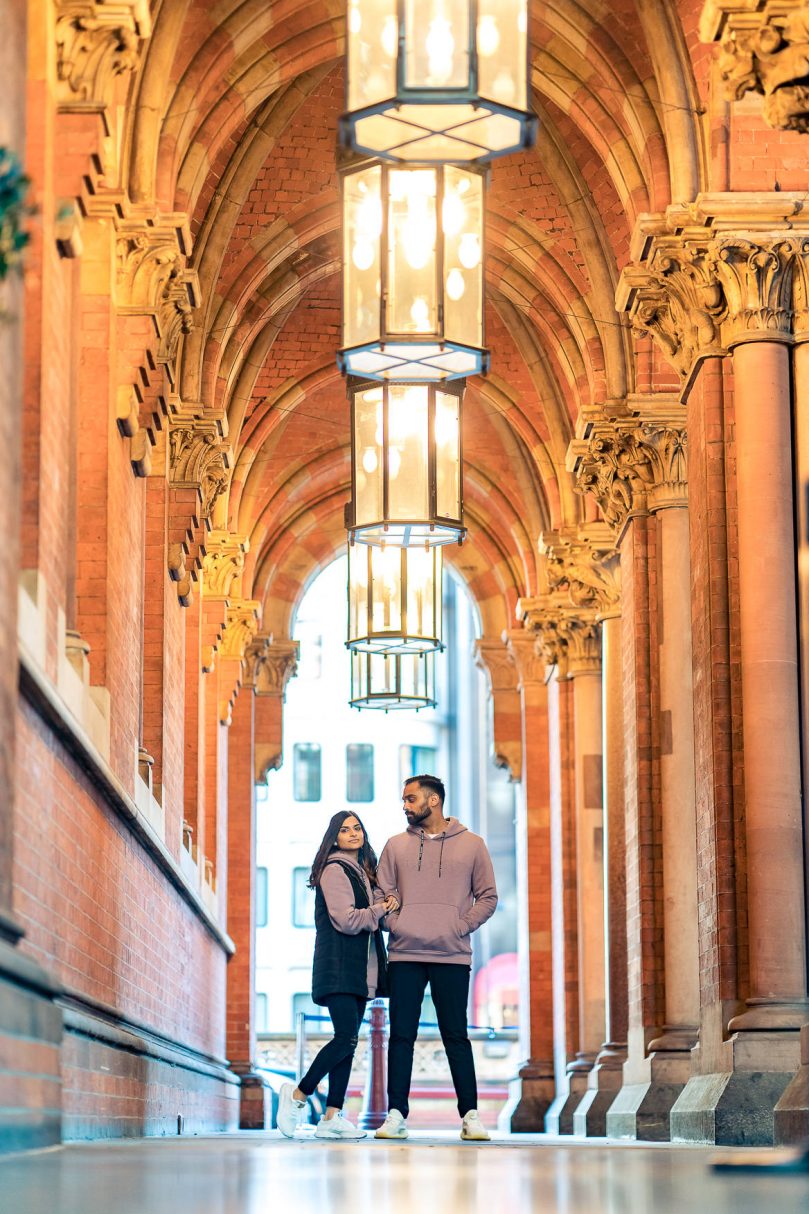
[277,810,398,1140]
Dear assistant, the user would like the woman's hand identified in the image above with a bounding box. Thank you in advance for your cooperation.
[382,895,400,913]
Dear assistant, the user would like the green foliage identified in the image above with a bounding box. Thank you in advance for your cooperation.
[0,148,33,280]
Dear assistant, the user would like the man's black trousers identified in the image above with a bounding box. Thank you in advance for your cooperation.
[387,961,477,1119]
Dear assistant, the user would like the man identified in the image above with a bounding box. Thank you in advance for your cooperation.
[374,774,498,1142]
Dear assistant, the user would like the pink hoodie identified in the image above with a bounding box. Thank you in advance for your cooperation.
[376,817,498,965]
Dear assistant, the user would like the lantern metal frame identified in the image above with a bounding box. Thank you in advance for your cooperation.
[338,159,488,382]
[340,0,538,164]
[350,649,437,711]
[347,542,444,655]
[345,376,465,547]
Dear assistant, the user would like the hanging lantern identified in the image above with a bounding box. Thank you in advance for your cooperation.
[346,377,464,546]
[347,543,443,654]
[339,160,487,381]
[350,649,437,710]
[341,0,537,164]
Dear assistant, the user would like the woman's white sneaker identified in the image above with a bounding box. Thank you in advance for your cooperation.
[460,1110,491,1141]
[374,1109,409,1139]
[276,1083,306,1137]
[314,1113,366,1139]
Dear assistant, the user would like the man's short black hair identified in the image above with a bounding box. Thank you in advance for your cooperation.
[406,774,445,806]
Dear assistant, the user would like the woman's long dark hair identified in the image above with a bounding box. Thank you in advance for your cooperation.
[308,810,379,889]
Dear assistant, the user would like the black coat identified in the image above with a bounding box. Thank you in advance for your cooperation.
[311,861,388,1006]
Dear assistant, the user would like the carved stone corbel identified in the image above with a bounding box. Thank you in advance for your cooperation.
[701,0,809,133]
[217,599,261,725]
[55,0,150,110]
[255,641,300,700]
[541,524,621,620]
[202,531,249,598]
[473,638,522,780]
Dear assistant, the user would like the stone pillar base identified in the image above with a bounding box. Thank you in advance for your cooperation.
[671,1031,801,1145]
[545,1057,594,1135]
[499,1059,555,1133]
[233,1069,273,1130]
[573,1044,626,1137]
[774,1026,809,1144]
[606,1049,691,1141]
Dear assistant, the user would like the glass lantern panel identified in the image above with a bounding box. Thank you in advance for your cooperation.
[392,132,487,161]
[348,545,371,644]
[353,113,428,154]
[453,112,522,153]
[387,169,438,336]
[386,384,429,522]
[404,0,470,90]
[442,167,483,350]
[353,386,384,528]
[477,0,528,111]
[343,166,382,350]
[396,102,480,131]
[347,0,398,111]
[370,545,403,634]
[434,390,460,520]
[406,547,440,640]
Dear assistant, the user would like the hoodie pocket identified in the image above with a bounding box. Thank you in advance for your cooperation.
[390,903,466,955]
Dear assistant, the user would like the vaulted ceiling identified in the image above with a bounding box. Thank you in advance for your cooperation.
[125,0,706,636]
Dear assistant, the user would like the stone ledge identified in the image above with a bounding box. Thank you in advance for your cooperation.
[18,645,235,958]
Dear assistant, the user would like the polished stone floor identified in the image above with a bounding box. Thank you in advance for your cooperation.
[2,1133,809,1214]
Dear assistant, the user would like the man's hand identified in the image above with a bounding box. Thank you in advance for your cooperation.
[382,895,400,913]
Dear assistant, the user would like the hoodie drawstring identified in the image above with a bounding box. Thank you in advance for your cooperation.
[417,829,447,876]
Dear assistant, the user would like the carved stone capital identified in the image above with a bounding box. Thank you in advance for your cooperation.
[219,600,261,664]
[116,216,198,364]
[504,624,548,687]
[712,235,796,343]
[202,531,249,598]
[473,638,519,694]
[517,596,601,679]
[701,1,809,133]
[569,413,688,525]
[168,402,232,521]
[55,0,150,109]
[255,641,300,700]
[243,634,272,690]
[540,524,622,618]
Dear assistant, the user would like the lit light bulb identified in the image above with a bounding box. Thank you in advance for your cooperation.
[353,239,374,271]
[349,3,361,35]
[492,69,516,104]
[356,193,382,238]
[442,191,465,236]
[518,5,527,33]
[477,15,500,56]
[446,268,465,301]
[435,398,458,448]
[410,296,430,328]
[366,70,387,98]
[403,221,430,270]
[381,14,397,57]
[362,448,378,474]
[388,448,401,479]
[425,16,454,83]
[458,233,481,269]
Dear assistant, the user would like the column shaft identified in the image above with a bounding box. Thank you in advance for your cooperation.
[571,670,605,1058]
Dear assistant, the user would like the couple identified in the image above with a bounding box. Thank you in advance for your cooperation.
[277,774,498,1142]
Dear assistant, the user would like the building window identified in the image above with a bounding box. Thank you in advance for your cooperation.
[292,867,315,928]
[293,743,321,801]
[256,867,268,927]
[346,743,374,802]
[255,992,269,1033]
[399,744,438,786]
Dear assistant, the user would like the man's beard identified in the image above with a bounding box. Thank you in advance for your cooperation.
[405,805,431,825]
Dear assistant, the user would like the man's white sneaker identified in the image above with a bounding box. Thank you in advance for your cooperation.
[276,1082,306,1138]
[374,1109,409,1139]
[460,1110,491,1141]
[314,1113,366,1140]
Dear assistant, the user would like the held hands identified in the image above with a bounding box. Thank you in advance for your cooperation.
[382,895,400,913]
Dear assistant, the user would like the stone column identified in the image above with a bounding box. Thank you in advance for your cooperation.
[226,640,272,1129]
[619,213,809,1142]
[502,630,556,1131]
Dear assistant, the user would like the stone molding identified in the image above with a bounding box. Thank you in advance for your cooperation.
[243,634,272,690]
[472,638,522,780]
[505,624,550,686]
[217,600,261,725]
[473,637,519,694]
[701,1,809,133]
[617,197,809,385]
[55,0,150,110]
[115,215,199,367]
[255,641,300,700]
[567,409,688,532]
